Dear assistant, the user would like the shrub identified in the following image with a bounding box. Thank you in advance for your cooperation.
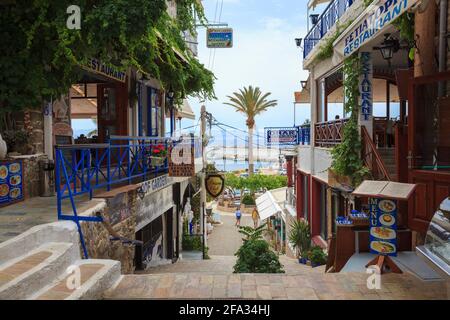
[241,194,255,205]
[233,224,284,273]
[233,239,284,273]
[308,246,328,266]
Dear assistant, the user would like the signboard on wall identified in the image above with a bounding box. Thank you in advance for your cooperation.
[369,198,398,257]
[338,0,419,57]
[0,160,24,207]
[83,58,127,83]
[360,51,373,134]
[265,127,299,146]
[205,174,225,198]
[169,137,202,177]
[207,28,233,48]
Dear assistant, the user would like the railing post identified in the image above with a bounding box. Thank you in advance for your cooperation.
[107,142,111,192]
[55,148,62,220]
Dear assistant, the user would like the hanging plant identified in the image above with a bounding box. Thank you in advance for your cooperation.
[314,20,353,63]
[330,54,369,186]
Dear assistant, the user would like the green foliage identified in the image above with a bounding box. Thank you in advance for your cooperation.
[307,246,328,265]
[314,20,353,63]
[224,174,287,193]
[288,220,311,258]
[182,234,202,251]
[364,0,373,7]
[238,223,267,242]
[0,0,215,112]
[224,86,277,128]
[233,239,284,274]
[331,54,369,186]
[234,224,284,273]
[392,12,415,61]
[241,194,256,206]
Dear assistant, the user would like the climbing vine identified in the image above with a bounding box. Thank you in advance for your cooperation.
[330,54,369,186]
[0,0,215,114]
[314,20,353,63]
[392,12,415,61]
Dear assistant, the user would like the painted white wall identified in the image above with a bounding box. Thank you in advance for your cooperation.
[298,146,312,174]
[313,147,332,183]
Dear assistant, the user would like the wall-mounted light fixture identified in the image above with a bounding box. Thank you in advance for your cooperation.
[301,81,308,90]
[295,38,303,48]
[310,14,320,26]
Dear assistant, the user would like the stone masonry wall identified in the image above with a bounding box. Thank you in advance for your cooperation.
[81,189,137,274]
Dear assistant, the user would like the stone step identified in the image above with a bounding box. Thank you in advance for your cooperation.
[0,221,79,263]
[0,242,79,299]
[30,259,121,300]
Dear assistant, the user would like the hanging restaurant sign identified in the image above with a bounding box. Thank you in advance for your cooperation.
[207,28,233,48]
[360,52,373,123]
[338,0,419,57]
[205,174,225,198]
[83,58,127,83]
[265,127,299,146]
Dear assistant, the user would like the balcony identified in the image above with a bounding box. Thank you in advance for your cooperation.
[314,118,349,147]
[303,0,355,59]
[54,135,201,220]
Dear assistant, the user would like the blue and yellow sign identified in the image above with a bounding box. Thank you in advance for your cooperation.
[0,160,24,207]
[207,28,233,48]
[369,198,398,257]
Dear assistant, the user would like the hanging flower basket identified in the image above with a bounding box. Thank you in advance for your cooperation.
[150,144,168,167]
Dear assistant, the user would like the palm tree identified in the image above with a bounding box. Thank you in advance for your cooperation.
[224,86,277,176]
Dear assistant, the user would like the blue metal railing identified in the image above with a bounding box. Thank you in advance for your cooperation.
[303,0,354,59]
[298,126,311,145]
[55,136,171,258]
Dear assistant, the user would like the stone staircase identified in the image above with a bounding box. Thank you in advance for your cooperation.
[0,221,121,300]
[377,148,397,181]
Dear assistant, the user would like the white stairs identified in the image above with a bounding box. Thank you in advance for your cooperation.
[0,221,121,300]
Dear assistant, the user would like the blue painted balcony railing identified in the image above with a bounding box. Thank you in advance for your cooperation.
[298,126,311,145]
[55,135,175,258]
[303,0,354,59]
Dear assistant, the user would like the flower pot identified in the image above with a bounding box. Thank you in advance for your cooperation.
[151,157,166,167]
[298,257,308,265]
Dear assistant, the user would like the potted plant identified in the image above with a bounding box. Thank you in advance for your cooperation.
[307,246,328,268]
[150,144,167,167]
[288,220,311,264]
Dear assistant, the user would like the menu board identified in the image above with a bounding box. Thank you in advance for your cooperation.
[369,198,397,257]
[0,160,24,207]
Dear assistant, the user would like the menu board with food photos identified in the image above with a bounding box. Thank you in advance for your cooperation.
[369,198,398,257]
[0,160,24,207]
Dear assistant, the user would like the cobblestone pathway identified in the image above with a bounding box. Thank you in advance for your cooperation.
[108,210,449,300]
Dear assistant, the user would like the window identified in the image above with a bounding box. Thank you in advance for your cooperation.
[139,85,161,137]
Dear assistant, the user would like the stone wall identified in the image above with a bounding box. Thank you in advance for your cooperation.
[13,109,44,155]
[80,190,137,274]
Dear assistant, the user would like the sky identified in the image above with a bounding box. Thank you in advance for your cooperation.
[186,0,312,133]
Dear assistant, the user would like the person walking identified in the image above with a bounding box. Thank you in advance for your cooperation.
[235,207,242,227]
[252,208,259,228]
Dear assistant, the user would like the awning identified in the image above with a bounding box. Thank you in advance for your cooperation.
[256,190,283,221]
[294,90,311,104]
[308,0,330,9]
[71,99,97,119]
[334,0,420,58]
[176,100,196,120]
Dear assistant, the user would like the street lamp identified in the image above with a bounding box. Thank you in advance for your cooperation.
[301,80,308,90]
[295,38,303,48]
[310,14,320,26]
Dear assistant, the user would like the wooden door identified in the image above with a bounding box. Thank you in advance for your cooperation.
[408,71,450,233]
[97,82,128,143]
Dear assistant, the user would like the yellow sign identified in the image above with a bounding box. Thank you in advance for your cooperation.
[205,174,225,198]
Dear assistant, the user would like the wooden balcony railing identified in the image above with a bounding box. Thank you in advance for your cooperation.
[361,126,392,181]
[314,118,349,147]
